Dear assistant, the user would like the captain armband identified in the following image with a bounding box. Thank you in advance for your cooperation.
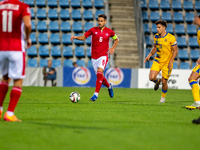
[112,34,119,40]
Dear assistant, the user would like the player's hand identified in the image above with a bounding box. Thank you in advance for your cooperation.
[70,36,76,41]
[168,61,173,70]
[196,58,200,66]
[26,38,32,48]
[144,55,150,63]
[109,47,115,55]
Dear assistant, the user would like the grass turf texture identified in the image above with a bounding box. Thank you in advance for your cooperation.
[0,87,199,150]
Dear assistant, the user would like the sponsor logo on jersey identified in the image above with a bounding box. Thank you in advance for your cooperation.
[106,33,109,36]
[95,32,98,34]
[105,68,124,85]
[72,67,91,85]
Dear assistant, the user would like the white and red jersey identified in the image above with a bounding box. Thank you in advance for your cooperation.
[84,26,115,59]
[0,0,31,51]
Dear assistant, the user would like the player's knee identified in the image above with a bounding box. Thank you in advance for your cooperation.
[188,76,194,82]
[149,75,156,81]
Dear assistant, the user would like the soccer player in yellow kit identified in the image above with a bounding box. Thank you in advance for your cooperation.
[144,20,178,103]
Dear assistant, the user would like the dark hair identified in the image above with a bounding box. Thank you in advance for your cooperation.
[98,14,107,20]
[155,20,167,28]
[198,14,200,18]
[73,62,77,66]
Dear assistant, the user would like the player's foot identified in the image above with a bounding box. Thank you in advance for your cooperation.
[0,110,2,119]
[192,117,200,124]
[159,97,165,103]
[90,95,98,101]
[154,79,161,91]
[185,102,200,110]
[4,112,22,122]
[108,83,114,98]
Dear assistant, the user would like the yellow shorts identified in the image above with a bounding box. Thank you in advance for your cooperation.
[192,65,200,74]
[150,61,172,79]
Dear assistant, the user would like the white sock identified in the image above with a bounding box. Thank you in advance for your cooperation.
[7,111,14,116]
[94,92,98,97]
[0,106,3,111]
[108,83,111,89]
[195,101,200,104]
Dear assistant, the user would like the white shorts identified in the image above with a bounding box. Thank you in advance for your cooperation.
[0,51,26,79]
[92,56,108,74]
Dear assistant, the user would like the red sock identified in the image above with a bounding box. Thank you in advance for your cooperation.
[95,71,103,93]
[102,77,110,88]
[0,82,9,107]
[7,87,22,112]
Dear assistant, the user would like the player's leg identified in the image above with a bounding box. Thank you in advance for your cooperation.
[149,61,161,91]
[159,76,168,103]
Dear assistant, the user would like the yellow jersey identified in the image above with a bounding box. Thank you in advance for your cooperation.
[197,30,200,46]
[153,32,177,64]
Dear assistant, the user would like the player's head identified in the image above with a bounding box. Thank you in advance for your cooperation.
[98,14,107,29]
[155,20,167,35]
[48,60,52,67]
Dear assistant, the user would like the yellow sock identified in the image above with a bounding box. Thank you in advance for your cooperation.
[161,89,167,98]
[189,80,199,102]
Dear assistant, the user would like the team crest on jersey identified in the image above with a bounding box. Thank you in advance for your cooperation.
[164,39,167,42]
[106,33,109,36]
[95,32,98,34]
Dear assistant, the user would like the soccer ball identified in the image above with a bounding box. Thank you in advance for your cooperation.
[69,92,81,103]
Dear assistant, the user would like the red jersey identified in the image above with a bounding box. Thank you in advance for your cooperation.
[84,26,115,59]
[0,0,31,52]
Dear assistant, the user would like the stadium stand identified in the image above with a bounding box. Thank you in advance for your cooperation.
[190,50,200,60]
[86,47,91,58]
[52,59,62,68]
[85,36,91,45]
[83,0,92,8]
[60,9,70,20]
[48,9,58,20]
[188,37,199,48]
[84,22,93,32]
[71,9,82,20]
[145,36,152,47]
[187,24,196,35]
[149,0,159,10]
[47,0,58,7]
[31,8,35,19]
[173,12,184,23]
[185,12,194,23]
[77,59,86,67]
[39,46,49,57]
[177,37,187,47]
[150,11,160,22]
[183,0,193,11]
[161,12,172,22]
[166,24,173,34]
[71,0,81,8]
[37,21,47,32]
[192,62,196,69]
[36,0,46,7]
[95,10,105,20]
[160,0,170,10]
[24,0,34,7]
[36,9,46,19]
[38,33,48,44]
[49,21,59,32]
[173,62,178,69]
[94,0,104,8]
[151,24,157,34]
[175,24,185,35]
[59,0,69,8]
[140,0,147,10]
[172,0,182,11]
[83,10,93,20]
[61,21,71,32]
[75,47,85,58]
[30,33,37,44]
[51,46,61,57]
[39,59,48,67]
[72,22,83,32]
[31,21,35,31]
[195,1,200,11]
[62,34,72,45]
[63,46,73,58]
[178,49,189,60]
[50,33,60,44]
[143,23,150,34]
[180,62,190,69]
[74,34,84,45]
[142,11,148,21]
[87,60,93,68]
[27,59,38,67]
[27,46,37,57]
[63,59,73,67]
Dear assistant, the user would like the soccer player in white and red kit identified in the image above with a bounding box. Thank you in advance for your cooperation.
[0,0,32,122]
[71,14,119,101]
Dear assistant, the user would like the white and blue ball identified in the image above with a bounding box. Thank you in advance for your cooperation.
[69,92,81,103]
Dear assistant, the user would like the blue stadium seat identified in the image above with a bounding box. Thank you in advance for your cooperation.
[173,12,184,23]
[71,9,81,20]
[95,10,105,20]
[149,0,159,10]
[140,0,147,10]
[72,22,83,32]
[149,61,153,68]
[47,0,57,7]
[24,0,34,7]
[150,11,160,22]
[180,62,190,69]
[27,46,37,57]
[63,59,73,67]
[142,11,148,21]
[84,22,93,32]
[151,24,157,34]
[59,0,69,8]
[52,59,62,68]
[30,33,37,44]
[60,9,70,20]
[37,21,47,31]
[185,12,194,23]
[188,37,199,48]
[143,23,150,34]
[195,1,200,11]
[166,24,173,34]
[160,0,170,10]
[39,59,48,67]
[145,36,152,47]
[183,0,193,11]
[77,59,86,67]
[74,34,84,45]
[51,46,61,57]
[36,9,46,19]
[27,59,38,67]
[71,0,81,8]
[39,46,49,57]
[75,47,85,58]
[48,9,58,20]
[190,50,200,60]
[173,62,178,69]
[82,0,92,8]
[31,8,35,19]
[177,37,187,47]
[172,0,182,10]
[85,36,91,45]
[63,46,73,58]
[49,21,59,32]
[175,24,185,35]
[187,24,196,35]
[87,60,93,68]
[38,33,48,44]
[31,21,35,31]
[83,10,93,20]
[162,12,172,22]
[86,47,91,57]
[61,21,71,32]
[192,62,196,69]
[178,49,189,60]
[62,34,72,45]
[94,0,104,8]
[146,48,154,59]
[36,0,46,7]
[50,33,60,44]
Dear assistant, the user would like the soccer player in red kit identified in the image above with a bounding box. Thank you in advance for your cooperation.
[0,0,32,122]
[71,14,119,101]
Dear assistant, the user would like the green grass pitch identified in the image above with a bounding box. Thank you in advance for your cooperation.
[0,87,200,150]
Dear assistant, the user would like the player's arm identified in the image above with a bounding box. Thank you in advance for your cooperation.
[109,34,119,55]
[23,15,32,48]
[70,35,87,41]
[144,45,157,63]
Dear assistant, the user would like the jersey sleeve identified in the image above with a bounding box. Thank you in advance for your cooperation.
[21,4,31,17]
[84,28,93,38]
[110,30,116,38]
[170,35,177,46]
[197,30,200,46]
